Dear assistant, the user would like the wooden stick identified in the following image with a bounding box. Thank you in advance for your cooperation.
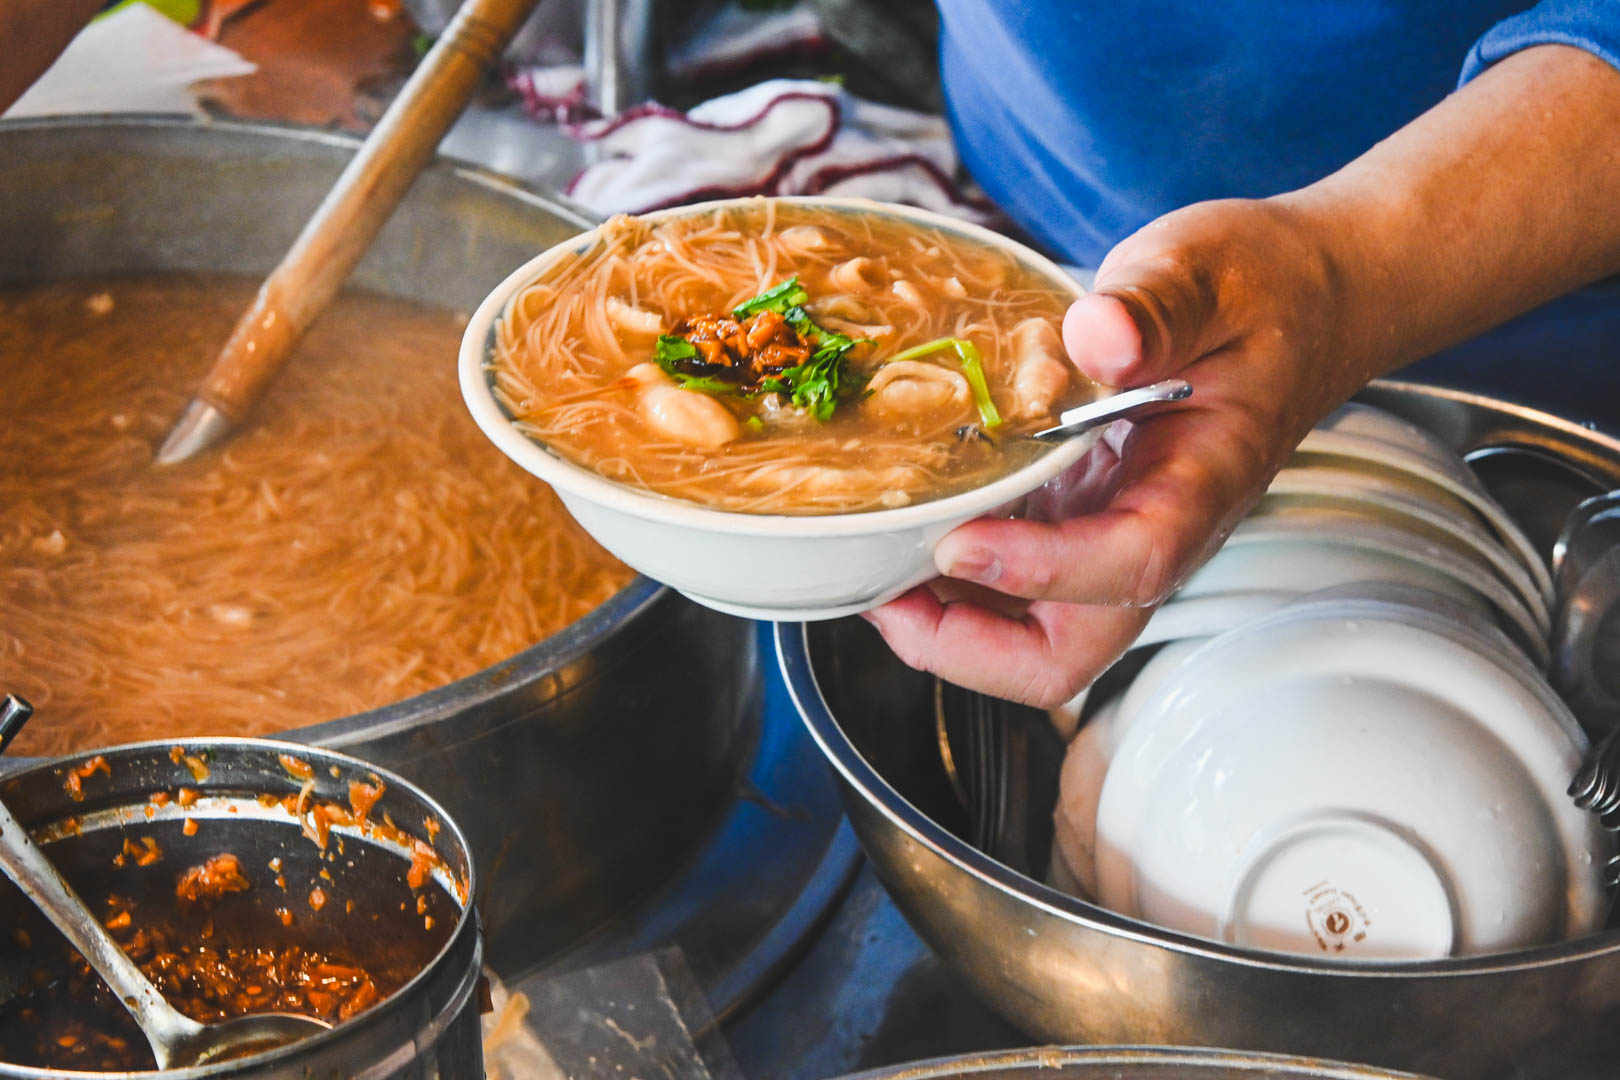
[157,0,547,463]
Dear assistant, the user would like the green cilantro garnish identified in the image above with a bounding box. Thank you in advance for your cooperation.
[652,335,738,393]
[731,278,810,318]
[883,337,1003,428]
[653,335,698,363]
[760,345,863,422]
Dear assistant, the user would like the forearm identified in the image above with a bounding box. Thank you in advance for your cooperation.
[1283,43,1620,383]
[0,0,103,113]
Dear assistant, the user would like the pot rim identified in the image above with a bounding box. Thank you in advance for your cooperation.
[833,1044,1431,1079]
[0,112,602,234]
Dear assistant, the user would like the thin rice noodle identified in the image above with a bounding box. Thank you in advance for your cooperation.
[0,276,631,758]
[492,202,1092,515]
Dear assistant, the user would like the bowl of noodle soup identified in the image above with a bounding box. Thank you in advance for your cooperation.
[461,196,1101,620]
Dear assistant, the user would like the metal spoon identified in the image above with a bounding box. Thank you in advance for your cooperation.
[0,724,328,1067]
[1031,378,1193,442]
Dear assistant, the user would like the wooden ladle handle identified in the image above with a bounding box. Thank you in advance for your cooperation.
[196,0,547,423]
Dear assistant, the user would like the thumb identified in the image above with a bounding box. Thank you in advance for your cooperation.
[1062,253,1226,388]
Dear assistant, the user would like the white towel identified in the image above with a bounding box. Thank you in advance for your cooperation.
[551,77,997,226]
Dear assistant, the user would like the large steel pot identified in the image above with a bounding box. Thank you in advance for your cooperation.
[0,115,761,979]
[0,738,481,1078]
[780,385,1620,1080]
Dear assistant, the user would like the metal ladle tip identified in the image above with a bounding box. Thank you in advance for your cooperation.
[155,398,235,465]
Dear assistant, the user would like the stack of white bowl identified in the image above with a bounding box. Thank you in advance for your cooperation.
[1051,403,1612,963]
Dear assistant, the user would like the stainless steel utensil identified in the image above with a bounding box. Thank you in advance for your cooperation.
[1569,725,1620,821]
[0,784,328,1068]
[0,698,30,757]
[1031,379,1193,441]
[1553,492,1620,578]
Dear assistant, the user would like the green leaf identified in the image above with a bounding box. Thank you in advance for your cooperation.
[883,337,1003,428]
[654,335,699,365]
[97,0,201,25]
[652,335,738,394]
[676,373,742,394]
[733,278,809,319]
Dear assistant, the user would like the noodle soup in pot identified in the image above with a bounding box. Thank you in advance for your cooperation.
[0,275,634,759]
[461,197,1103,620]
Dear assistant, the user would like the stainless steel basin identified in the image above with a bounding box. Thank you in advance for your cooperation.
[781,384,1620,1080]
[0,115,761,979]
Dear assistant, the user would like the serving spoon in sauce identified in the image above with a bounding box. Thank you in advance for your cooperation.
[0,697,329,1068]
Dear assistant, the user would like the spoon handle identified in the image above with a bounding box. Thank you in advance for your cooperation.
[1031,378,1193,442]
[155,0,549,464]
[0,696,32,756]
[0,795,200,1065]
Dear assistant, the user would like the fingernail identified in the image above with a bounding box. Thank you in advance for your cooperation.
[943,550,1001,585]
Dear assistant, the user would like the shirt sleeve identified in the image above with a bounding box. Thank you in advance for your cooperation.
[1459,0,1620,84]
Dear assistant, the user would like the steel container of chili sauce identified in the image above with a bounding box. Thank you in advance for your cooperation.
[0,738,482,1078]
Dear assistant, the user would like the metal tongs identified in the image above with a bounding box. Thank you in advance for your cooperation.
[1031,378,1192,442]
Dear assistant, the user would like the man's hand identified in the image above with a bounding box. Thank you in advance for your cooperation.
[865,199,1357,706]
[865,44,1620,707]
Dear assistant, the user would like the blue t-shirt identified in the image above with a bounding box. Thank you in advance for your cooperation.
[937,1,1620,427]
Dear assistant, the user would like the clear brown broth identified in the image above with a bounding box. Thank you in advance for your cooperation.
[0,275,631,758]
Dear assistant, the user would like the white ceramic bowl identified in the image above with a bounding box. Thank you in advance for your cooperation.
[1296,403,1552,601]
[1090,592,1609,963]
[458,197,1094,621]
[1257,464,1551,627]
[1052,689,1127,902]
[1212,515,1550,667]
[1136,591,1294,649]
[1054,583,1543,907]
